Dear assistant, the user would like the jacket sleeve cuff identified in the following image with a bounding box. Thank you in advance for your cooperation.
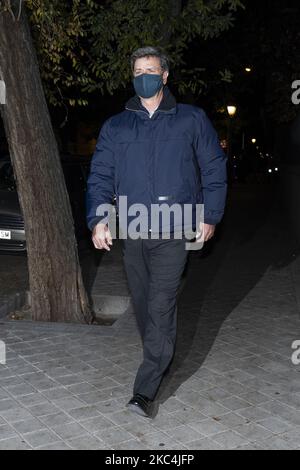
[88,216,109,232]
[203,216,219,226]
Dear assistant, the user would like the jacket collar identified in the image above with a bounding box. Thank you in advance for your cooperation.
[125,86,177,117]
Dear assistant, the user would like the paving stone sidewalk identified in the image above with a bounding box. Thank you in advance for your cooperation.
[0,260,299,450]
[0,183,300,450]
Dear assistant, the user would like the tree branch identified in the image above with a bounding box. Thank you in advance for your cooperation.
[3,0,16,21]
[17,0,23,21]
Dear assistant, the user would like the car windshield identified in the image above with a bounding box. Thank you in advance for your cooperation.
[0,162,16,190]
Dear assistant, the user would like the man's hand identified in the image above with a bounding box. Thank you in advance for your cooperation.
[196,223,216,243]
[92,223,113,251]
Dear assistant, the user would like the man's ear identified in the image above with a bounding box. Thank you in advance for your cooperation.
[163,71,169,85]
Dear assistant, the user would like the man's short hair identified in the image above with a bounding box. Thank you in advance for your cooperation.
[130,47,170,73]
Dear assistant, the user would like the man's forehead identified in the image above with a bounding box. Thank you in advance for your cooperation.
[134,56,160,69]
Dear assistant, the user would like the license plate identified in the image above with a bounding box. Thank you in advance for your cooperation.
[0,230,11,239]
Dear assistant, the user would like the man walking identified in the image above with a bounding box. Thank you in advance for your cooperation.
[86,47,227,418]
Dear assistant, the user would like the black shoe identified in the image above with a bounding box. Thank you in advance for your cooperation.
[126,394,153,418]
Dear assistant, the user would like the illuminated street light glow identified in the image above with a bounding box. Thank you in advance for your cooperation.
[227,105,237,117]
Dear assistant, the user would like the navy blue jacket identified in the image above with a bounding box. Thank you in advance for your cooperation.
[86,87,227,233]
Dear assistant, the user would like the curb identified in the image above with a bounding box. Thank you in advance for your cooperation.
[0,290,132,323]
[92,294,133,322]
[0,290,29,319]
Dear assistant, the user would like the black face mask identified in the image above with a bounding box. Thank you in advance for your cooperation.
[133,73,163,98]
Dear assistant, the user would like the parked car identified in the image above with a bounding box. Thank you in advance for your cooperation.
[0,158,25,252]
[0,155,91,253]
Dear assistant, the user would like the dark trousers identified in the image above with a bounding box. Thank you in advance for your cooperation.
[122,237,189,400]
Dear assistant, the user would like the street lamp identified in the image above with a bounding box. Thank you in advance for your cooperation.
[245,67,252,73]
[227,105,237,118]
[226,105,237,182]
[251,138,257,144]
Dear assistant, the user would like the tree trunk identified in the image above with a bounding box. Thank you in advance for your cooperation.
[0,1,94,323]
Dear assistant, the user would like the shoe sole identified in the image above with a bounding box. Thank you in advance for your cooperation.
[126,403,151,418]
